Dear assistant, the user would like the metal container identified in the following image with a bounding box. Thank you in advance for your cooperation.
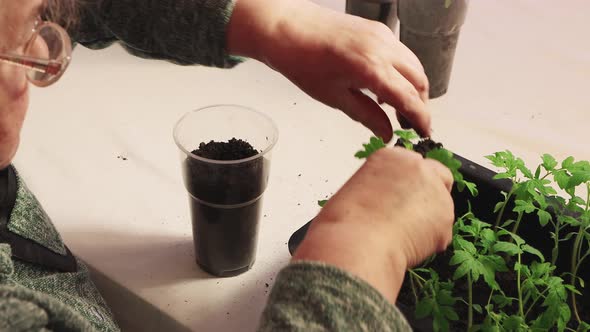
[346,0,398,33]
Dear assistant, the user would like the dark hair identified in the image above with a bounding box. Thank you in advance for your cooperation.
[44,0,79,29]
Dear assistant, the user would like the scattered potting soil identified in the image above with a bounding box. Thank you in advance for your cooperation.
[183,138,266,277]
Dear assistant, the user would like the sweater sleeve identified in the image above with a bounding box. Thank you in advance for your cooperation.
[71,0,244,67]
[258,261,412,331]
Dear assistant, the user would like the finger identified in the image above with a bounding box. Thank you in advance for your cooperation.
[338,89,393,142]
[368,69,431,138]
[395,111,412,129]
[396,42,428,79]
[423,158,454,192]
[390,56,429,103]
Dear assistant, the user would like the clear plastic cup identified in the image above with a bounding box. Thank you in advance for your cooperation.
[173,105,278,277]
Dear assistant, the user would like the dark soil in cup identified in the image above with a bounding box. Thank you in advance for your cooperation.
[183,138,267,277]
[193,138,258,161]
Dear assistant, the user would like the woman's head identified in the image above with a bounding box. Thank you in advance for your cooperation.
[0,0,76,168]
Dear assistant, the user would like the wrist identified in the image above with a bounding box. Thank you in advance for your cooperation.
[226,0,295,62]
[293,215,408,303]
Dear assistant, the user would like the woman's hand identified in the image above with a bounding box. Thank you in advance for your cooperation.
[227,0,430,142]
[293,147,454,303]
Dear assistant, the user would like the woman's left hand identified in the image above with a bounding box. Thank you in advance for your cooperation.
[228,0,430,142]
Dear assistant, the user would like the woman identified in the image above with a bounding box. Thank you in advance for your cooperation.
[0,0,454,330]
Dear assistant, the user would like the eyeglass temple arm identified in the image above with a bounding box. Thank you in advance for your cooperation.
[0,53,62,75]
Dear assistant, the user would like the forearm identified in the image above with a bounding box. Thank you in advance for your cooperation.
[226,0,282,61]
[293,215,407,304]
[258,261,412,331]
[226,0,321,66]
[72,0,242,67]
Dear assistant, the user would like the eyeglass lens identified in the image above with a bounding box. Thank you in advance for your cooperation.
[25,24,69,84]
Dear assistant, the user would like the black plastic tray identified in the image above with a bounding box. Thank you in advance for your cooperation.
[288,152,588,331]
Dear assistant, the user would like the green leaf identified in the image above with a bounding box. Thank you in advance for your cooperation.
[394,129,419,142]
[464,181,479,197]
[437,290,456,306]
[534,165,542,179]
[318,200,328,207]
[493,201,505,213]
[513,199,536,214]
[562,156,575,168]
[440,306,459,321]
[537,210,552,227]
[567,170,590,188]
[530,261,552,277]
[492,295,513,309]
[480,254,508,272]
[501,219,516,228]
[497,229,525,245]
[503,315,524,330]
[571,195,586,207]
[449,250,472,266]
[554,170,570,190]
[486,151,516,169]
[557,303,571,332]
[481,229,497,244]
[517,162,534,179]
[493,242,521,255]
[522,244,545,262]
[415,298,434,318]
[452,261,472,280]
[514,262,530,276]
[426,149,462,177]
[454,238,477,255]
[564,284,581,295]
[433,310,450,332]
[558,215,581,227]
[479,259,500,289]
[470,260,486,282]
[444,0,452,9]
[558,232,576,242]
[493,172,513,180]
[542,154,558,171]
[579,322,590,332]
[472,304,483,314]
[355,136,386,159]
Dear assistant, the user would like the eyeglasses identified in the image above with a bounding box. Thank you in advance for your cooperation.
[0,18,72,87]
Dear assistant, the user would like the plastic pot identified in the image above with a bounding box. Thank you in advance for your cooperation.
[398,0,469,98]
[346,0,398,33]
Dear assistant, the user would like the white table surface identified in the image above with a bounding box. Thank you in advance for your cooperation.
[14,0,589,331]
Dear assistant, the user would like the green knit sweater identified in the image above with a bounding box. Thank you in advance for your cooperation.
[0,170,411,331]
[0,1,413,330]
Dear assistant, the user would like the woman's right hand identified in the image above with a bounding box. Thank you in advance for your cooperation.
[293,147,454,303]
[227,0,430,141]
